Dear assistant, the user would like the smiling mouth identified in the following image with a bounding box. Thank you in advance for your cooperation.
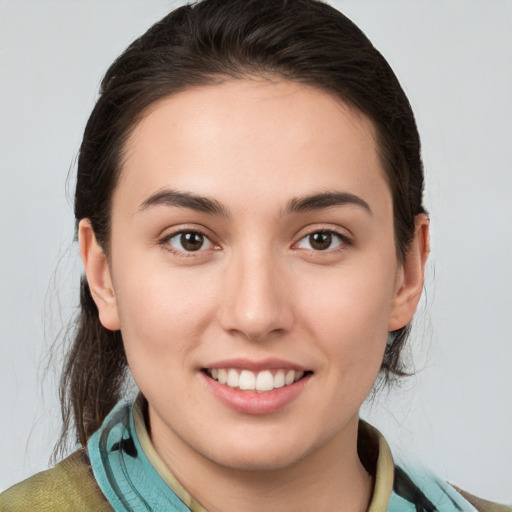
[204,368,311,393]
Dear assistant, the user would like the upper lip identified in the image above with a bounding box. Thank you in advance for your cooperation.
[202,357,310,373]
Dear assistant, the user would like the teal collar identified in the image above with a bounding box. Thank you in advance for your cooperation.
[87,398,190,511]
[87,397,476,512]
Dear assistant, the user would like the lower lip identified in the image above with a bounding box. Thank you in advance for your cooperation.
[202,372,311,415]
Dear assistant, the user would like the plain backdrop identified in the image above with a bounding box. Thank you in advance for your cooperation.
[1,0,511,503]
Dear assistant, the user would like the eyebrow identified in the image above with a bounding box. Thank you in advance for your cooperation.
[286,191,372,215]
[139,189,229,216]
[138,188,371,217]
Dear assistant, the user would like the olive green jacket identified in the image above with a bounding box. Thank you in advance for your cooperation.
[0,449,112,511]
[1,448,510,512]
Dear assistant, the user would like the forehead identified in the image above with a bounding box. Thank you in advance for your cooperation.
[116,79,390,214]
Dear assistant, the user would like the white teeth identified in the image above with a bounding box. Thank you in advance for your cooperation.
[227,369,239,388]
[256,370,274,392]
[208,368,306,392]
[239,370,256,390]
[217,368,227,384]
[274,370,285,389]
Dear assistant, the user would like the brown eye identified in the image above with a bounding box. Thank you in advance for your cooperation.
[180,232,204,251]
[167,231,214,253]
[296,231,344,251]
[309,232,332,250]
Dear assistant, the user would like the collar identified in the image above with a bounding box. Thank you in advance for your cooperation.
[133,396,394,512]
[87,395,476,512]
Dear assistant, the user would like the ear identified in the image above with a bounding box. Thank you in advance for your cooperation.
[388,214,430,331]
[78,219,121,331]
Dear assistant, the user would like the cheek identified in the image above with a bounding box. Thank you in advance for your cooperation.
[294,259,396,374]
[113,276,207,404]
[298,263,397,334]
[111,258,216,365]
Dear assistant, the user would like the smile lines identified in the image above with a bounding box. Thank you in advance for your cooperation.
[206,368,306,392]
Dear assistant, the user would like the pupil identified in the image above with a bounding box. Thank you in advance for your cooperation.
[310,232,331,250]
[181,232,204,251]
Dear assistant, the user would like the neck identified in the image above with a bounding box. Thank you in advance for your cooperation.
[150,413,374,512]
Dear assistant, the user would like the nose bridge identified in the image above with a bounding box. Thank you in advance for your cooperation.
[219,243,291,340]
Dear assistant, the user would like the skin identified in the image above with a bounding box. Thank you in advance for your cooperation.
[81,79,429,512]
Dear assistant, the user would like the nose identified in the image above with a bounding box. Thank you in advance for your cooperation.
[218,249,293,342]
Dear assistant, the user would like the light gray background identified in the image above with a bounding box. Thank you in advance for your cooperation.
[1,0,511,503]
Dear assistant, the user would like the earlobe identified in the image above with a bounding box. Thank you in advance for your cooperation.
[78,219,121,331]
[388,214,430,331]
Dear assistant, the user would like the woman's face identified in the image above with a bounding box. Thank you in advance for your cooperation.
[84,79,424,472]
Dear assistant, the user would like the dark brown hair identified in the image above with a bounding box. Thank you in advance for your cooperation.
[60,0,426,452]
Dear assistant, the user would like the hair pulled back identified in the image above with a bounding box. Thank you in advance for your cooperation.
[61,0,426,450]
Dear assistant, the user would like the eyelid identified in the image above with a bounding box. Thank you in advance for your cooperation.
[292,225,353,251]
[158,225,220,255]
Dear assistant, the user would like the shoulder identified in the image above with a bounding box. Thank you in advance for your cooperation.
[392,462,511,512]
[452,486,512,512]
[0,448,112,512]
[361,422,510,512]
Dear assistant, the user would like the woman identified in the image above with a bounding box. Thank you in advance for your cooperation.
[1,0,509,510]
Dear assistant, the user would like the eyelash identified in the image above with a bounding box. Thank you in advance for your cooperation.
[294,229,351,252]
[159,227,351,256]
[159,228,218,256]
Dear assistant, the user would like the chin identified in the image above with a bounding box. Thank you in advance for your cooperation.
[198,432,320,474]
[210,448,306,473]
